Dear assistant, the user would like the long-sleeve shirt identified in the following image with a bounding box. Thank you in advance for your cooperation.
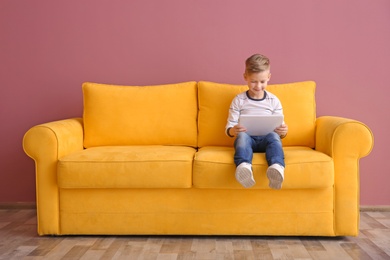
[225,90,284,136]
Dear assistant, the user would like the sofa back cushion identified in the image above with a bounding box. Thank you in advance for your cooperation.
[197,81,316,148]
[83,82,198,148]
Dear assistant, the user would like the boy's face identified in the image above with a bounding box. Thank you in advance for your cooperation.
[244,70,271,99]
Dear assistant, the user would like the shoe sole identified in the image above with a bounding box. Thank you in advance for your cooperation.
[267,168,283,190]
[235,167,256,188]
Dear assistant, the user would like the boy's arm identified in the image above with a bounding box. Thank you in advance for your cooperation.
[272,94,284,116]
[272,95,287,138]
[226,127,235,137]
[225,98,240,137]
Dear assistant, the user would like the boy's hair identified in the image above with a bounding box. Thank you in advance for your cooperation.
[245,54,270,74]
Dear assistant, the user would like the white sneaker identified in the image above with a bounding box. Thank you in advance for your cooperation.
[266,164,284,190]
[235,162,256,188]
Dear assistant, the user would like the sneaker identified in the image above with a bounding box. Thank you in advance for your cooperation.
[235,162,256,188]
[266,164,284,190]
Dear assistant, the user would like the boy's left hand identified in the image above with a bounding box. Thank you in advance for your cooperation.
[275,124,288,138]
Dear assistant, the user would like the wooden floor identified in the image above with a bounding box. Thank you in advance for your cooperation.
[0,209,389,259]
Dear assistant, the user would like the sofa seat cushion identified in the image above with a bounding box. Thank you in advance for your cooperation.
[193,146,334,189]
[58,146,196,189]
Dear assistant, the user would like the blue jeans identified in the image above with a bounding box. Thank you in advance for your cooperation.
[234,132,285,167]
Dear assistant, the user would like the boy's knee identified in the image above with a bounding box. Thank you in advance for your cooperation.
[235,132,251,146]
[266,132,281,142]
[237,132,250,138]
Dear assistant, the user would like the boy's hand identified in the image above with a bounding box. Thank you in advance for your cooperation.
[230,124,247,136]
[275,124,288,138]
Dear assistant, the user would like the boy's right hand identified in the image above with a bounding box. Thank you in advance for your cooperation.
[230,124,247,136]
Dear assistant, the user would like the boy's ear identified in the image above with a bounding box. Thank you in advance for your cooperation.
[268,72,272,80]
[243,72,247,80]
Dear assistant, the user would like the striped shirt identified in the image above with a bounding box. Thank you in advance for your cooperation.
[225,91,284,136]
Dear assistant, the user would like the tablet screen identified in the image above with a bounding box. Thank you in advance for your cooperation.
[239,115,284,136]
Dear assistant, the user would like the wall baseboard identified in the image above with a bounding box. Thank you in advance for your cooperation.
[360,205,390,212]
[0,202,36,209]
[0,203,389,211]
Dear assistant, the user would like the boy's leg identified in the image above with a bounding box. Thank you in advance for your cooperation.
[254,132,285,189]
[264,132,285,167]
[234,132,254,166]
[234,132,255,188]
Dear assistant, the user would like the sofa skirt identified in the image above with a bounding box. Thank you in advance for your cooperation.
[57,188,334,236]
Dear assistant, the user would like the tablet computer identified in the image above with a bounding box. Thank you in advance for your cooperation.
[239,114,284,136]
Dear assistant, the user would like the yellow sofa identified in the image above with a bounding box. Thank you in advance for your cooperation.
[23,81,373,236]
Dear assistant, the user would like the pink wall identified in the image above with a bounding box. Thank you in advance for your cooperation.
[1,1,389,205]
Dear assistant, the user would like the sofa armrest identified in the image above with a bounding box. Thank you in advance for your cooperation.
[23,118,84,235]
[315,116,374,236]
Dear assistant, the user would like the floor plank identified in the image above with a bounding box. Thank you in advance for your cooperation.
[0,209,389,260]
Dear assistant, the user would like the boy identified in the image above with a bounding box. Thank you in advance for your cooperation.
[225,54,288,189]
